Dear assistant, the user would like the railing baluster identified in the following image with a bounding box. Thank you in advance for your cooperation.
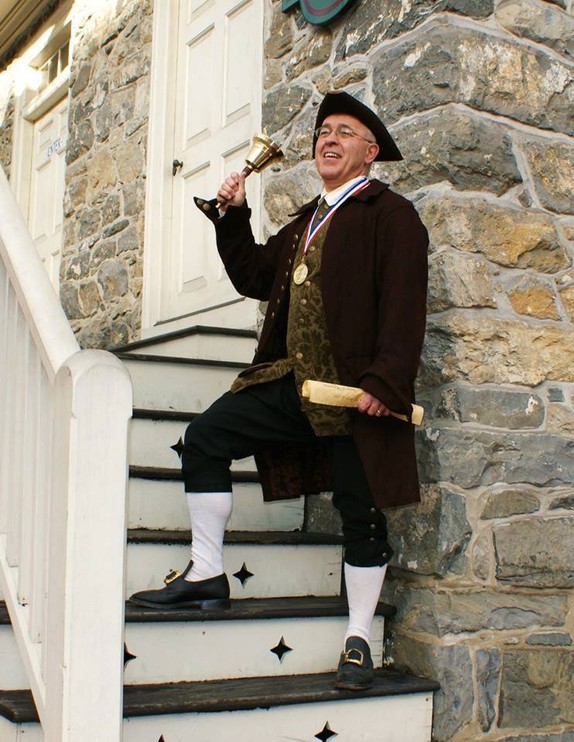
[6,304,27,567]
[0,262,8,534]
[19,337,40,609]
[30,365,51,645]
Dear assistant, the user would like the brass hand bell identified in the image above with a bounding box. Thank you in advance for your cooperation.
[194,133,283,214]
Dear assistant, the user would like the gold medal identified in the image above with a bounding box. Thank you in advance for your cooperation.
[293,262,309,285]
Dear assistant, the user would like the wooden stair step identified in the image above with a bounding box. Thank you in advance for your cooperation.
[123,596,391,683]
[124,670,440,715]
[113,325,257,363]
[115,352,246,370]
[124,595,395,623]
[127,475,304,532]
[129,465,259,483]
[126,530,343,600]
[119,354,243,413]
[0,670,439,723]
[127,528,343,546]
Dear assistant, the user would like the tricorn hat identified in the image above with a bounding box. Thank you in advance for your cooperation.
[313,91,402,162]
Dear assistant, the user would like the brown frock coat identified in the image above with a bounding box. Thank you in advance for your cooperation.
[211,179,428,510]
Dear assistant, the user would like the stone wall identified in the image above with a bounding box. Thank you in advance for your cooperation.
[0,96,14,176]
[263,0,574,740]
[60,0,152,348]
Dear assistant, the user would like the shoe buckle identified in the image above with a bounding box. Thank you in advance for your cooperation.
[342,648,364,666]
[164,569,181,585]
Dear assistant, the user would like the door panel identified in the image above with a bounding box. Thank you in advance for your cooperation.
[28,97,68,291]
[160,0,263,323]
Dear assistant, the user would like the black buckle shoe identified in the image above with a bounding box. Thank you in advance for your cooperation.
[335,636,374,690]
[128,561,230,610]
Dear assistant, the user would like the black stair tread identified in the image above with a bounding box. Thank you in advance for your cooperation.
[125,595,396,623]
[115,351,246,369]
[127,527,343,546]
[132,407,199,421]
[0,690,35,723]
[129,464,259,483]
[112,324,257,355]
[0,670,439,723]
[123,670,439,716]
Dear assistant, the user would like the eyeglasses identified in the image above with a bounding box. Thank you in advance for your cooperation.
[314,125,375,144]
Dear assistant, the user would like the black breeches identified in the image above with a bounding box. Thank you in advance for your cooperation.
[182,375,392,567]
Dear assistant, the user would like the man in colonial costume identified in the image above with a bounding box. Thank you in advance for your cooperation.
[130,91,428,690]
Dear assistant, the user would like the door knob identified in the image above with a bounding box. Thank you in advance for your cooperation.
[172,159,183,176]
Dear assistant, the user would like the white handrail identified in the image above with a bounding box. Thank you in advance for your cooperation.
[0,165,132,740]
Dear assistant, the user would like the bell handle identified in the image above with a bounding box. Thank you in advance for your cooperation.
[212,164,254,209]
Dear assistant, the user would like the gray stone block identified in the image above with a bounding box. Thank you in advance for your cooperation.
[334,0,494,59]
[521,139,574,215]
[262,84,312,134]
[527,632,572,646]
[385,585,567,636]
[428,250,496,312]
[389,635,474,742]
[420,386,545,429]
[549,494,574,510]
[477,648,501,732]
[494,517,574,587]
[419,193,568,274]
[496,0,574,60]
[378,108,522,197]
[386,485,471,576]
[421,314,574,388]
[417,428,574,489]
[499,649,574,728]
[481,489,540,519]
[374,22,574,134]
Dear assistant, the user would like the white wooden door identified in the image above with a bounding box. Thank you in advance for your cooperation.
[28,97,68,291]
[161,0,263,324]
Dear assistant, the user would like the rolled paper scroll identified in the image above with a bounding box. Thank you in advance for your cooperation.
[301,380,424,426]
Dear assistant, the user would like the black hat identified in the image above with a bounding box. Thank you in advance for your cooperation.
[313,91,403,162]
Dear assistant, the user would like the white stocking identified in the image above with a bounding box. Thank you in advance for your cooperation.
[343,561,388,646]
[185,491,232,581]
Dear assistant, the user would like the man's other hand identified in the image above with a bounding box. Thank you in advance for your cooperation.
[357,392,391,418]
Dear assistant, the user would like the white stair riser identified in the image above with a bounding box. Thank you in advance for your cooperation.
[0,717,42,742]
[124,616,384,684]
[0,627,29,690]
[128,478,304,532]
[123,692,434,742]
[126,542,342,600]
[123,359,240,413]
[125,334,256,363]
[129,417,256,472]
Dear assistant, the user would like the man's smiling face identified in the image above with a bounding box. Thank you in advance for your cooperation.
[314,114,379,191]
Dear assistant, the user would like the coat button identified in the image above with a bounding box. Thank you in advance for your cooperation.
[370,508,376,514]
[370,523,376,530]
[295,352,303,360]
